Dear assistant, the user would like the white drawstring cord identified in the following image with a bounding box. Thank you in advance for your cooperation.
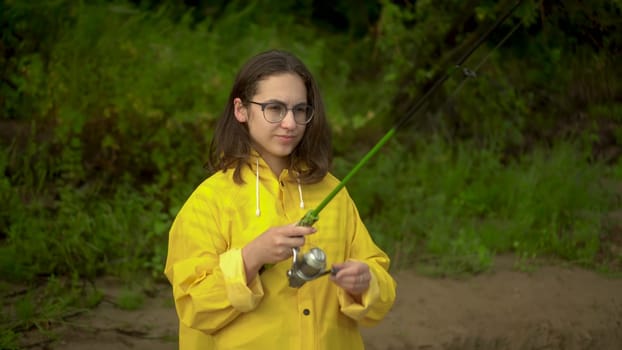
[255,157,261,217]
[297,178,305,209]
[255,157,303,214]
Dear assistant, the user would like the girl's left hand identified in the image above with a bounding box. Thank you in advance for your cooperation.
[330,261,371,297]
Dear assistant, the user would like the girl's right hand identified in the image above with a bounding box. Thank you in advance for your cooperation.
[242,224,316,278]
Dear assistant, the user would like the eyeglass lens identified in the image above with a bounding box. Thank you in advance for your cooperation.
[264,102,313,124]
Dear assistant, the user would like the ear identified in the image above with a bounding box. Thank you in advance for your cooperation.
[233,98,248,123]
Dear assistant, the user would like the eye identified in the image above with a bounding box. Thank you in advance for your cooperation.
[294,105,309,113]
[265,103,285,113]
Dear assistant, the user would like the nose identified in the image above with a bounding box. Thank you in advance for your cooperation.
[280,109,297,129]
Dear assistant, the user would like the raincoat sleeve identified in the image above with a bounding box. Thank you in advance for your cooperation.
[337,192,397,327]
[164,187,265,335]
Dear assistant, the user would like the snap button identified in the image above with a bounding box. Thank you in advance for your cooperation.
[303,309,310,316]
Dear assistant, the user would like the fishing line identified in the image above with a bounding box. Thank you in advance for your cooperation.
[298,0,524,227]
[444,18,524,107]
[430,17,525,141]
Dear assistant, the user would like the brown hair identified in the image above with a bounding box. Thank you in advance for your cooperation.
[208,50,332,184]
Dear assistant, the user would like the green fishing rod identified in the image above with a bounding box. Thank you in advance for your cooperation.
[286,0,524,287]
[297,0,523,227]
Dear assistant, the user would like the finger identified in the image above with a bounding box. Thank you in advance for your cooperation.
[276,246,294,261]
[284,247,295,258]
[288,235,305,249]
[286,225,317,237]
[274,233,306,247]
[333,266,358,279]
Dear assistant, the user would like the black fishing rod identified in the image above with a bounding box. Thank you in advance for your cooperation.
[298,0,523,227]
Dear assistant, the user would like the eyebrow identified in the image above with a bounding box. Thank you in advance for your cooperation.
[262,99,309,106]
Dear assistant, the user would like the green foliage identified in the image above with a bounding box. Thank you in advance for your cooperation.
[1,0,621,345]
[115,288,145,311]
[0,181,174,282]
[341,138,615,274]
[372,0,622,158]
[1,275,103,338]
[0,329,19,350]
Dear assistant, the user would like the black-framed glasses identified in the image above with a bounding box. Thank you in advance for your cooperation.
[248,101,314,125]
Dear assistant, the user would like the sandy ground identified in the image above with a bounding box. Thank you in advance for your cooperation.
[19,255,622,350]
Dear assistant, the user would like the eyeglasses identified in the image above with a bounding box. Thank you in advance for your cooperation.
[248,101,314,125]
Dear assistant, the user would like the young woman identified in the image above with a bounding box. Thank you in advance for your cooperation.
[164,50,396,349]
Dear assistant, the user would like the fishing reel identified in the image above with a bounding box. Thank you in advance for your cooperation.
[286,247,333,288]
[287,211,335,288]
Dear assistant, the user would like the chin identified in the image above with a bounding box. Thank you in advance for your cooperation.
[276,149,296,157]
[274,144,299,155]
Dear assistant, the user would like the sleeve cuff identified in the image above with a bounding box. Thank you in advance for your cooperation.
[338,269,380,321]
[219,249,264,312]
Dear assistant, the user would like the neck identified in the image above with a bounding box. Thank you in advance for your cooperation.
[258,153,289,177]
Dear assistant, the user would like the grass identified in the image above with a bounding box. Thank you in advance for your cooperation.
[5,131,618,342]
[3,136,617,347]
[0,275,103,349]
[338,138,618,275]
[1,0,620,347]
[115,288,145,311]
[0,182,174,283]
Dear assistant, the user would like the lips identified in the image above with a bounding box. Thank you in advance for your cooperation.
[276,135,297,142]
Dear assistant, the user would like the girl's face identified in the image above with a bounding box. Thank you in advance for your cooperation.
[234,73,308,175]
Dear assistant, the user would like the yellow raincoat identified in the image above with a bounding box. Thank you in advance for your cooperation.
[164,154,397,349]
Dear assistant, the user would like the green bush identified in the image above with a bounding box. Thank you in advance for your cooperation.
[341,138,614,273]
[1,0,621,344]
